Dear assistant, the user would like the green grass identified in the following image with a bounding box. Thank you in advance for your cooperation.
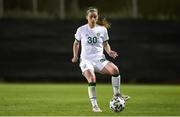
[0,83,180,116]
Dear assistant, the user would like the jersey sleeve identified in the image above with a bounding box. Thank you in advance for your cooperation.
[103,27,109,42]
[74,27,81,41]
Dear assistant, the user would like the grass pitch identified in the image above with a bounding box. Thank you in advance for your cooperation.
[0,83,180,116]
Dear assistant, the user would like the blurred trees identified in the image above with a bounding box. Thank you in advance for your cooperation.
[0,0,3,17]
[32,0,37,15]
[1,0,180,20]
[139,0,180,19]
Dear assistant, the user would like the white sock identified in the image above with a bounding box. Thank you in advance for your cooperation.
[88,82,98,107]
[112,75,121,95]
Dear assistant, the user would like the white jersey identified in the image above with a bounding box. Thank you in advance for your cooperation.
[75,24,109,60]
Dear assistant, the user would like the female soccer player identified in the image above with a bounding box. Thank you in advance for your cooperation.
[72,7,130,112]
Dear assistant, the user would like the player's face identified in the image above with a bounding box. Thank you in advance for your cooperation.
[86,11,98,26]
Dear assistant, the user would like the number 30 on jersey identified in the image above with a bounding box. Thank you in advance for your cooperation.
[87,36,97,45]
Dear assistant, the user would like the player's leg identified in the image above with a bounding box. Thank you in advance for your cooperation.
[83,70,102,112]
[80,60,102,112]
[100,62,130,101]
[101,62,120,94]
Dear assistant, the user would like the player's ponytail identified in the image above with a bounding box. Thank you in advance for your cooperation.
[97,15,111,29]
[86,7,111,29]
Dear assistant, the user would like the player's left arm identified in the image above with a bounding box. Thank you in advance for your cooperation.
[103,41,118,59]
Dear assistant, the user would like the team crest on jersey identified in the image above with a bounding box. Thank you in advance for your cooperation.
[96,33,100,37]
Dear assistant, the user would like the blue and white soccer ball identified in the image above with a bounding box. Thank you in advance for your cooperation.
[109,97,125,112]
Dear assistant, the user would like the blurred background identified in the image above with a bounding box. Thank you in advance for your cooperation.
[0,0,179,83]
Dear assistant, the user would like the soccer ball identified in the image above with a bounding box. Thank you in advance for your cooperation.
[109,97,125,112]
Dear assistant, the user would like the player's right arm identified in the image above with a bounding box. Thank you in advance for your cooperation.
[72,39,80,63]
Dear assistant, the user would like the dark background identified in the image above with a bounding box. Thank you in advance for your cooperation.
[0,0,180,83]
[0,19,179,83]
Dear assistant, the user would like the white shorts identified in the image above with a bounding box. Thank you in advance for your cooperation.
[79,56,109,73]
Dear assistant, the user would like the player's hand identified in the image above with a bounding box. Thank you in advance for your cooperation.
[108,50,118,59]
[72,56,78,63]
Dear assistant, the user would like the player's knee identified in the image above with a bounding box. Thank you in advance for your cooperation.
[112,67,119,76]
[88,75,96,82]
[84,70,96,82]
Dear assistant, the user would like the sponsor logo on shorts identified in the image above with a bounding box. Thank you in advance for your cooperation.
[100,59,105,62]
[83,64,86,69]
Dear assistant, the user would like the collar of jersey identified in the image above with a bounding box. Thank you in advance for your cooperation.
[87,24,97,30]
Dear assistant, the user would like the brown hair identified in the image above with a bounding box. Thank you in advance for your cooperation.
[86,7,111,29]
